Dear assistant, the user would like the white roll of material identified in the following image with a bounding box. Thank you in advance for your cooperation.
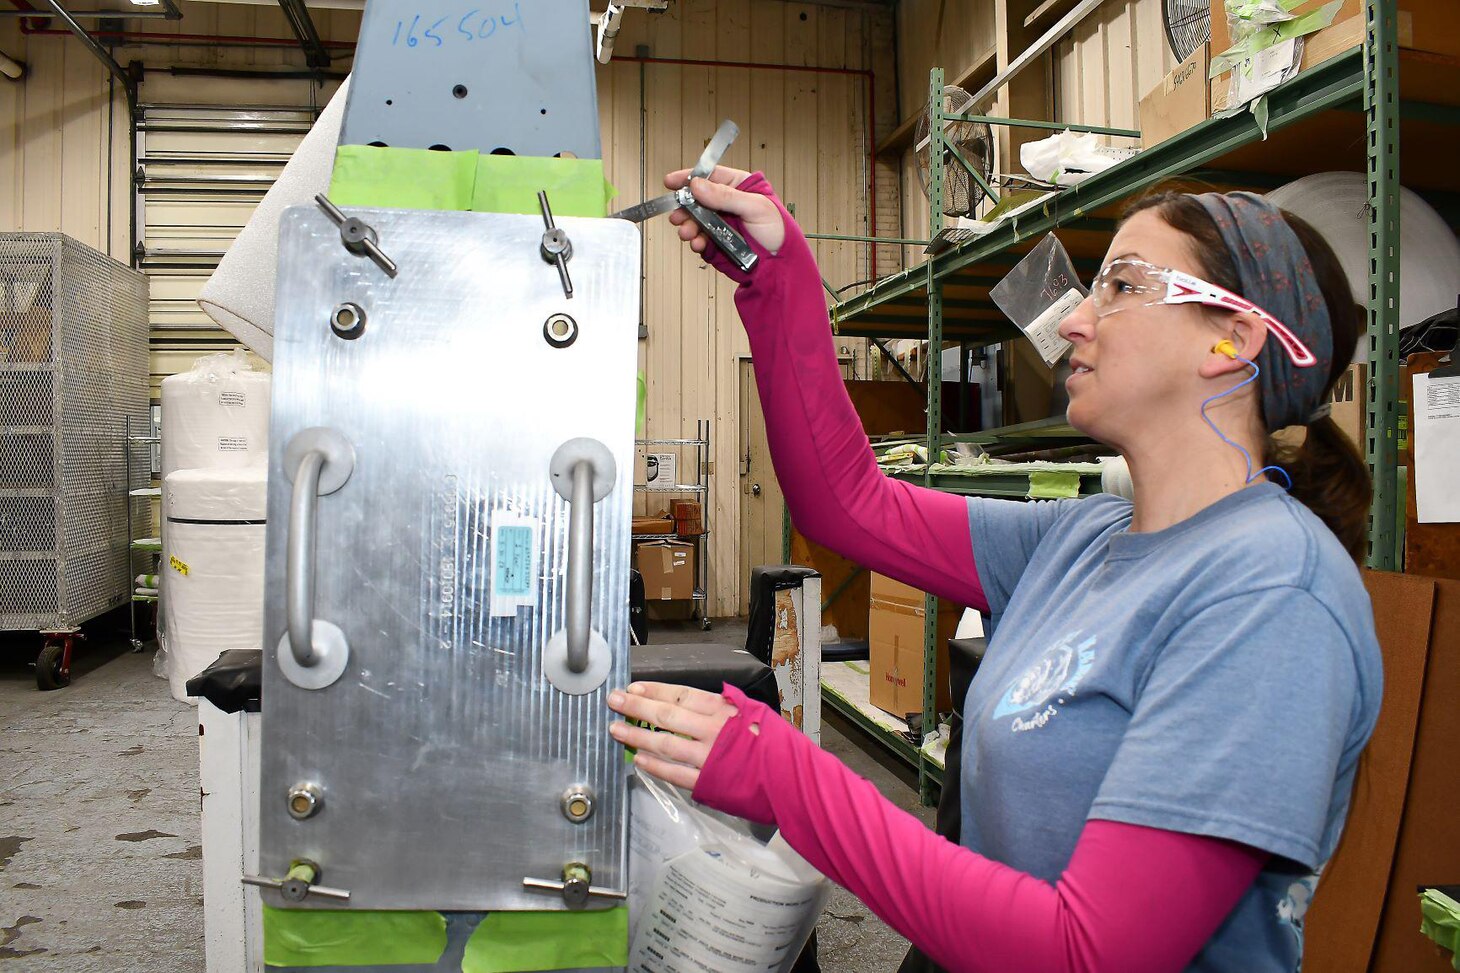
[197,77,351,361]
[163,467,267,704]
[1267,173,1460,360]
[160,351,272,478]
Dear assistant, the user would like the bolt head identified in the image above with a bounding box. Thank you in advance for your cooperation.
[287,782,323,820]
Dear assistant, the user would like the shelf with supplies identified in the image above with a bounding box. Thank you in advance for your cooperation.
[821,661,944,787]
[809,18,1443,799]
[125,415,161,651]
[633,419,713,630]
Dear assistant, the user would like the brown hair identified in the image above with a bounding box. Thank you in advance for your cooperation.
[1123,192,1372,561]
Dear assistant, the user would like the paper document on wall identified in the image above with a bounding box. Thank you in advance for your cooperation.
[1413,371,1460,524]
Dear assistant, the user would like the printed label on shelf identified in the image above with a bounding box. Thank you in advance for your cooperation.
[169,554,191,576]
[1020,288,1082,366]
[489,511,539,617]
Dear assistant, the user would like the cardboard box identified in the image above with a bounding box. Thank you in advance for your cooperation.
[1328,362,1366,451]
[1139,44,1211,148]
[1209,0,1444,78]
[635,540,695,601]
[632,516,675,536]
[868,573,961,719]
[1208,0,1436,60]
[670,499,704,536]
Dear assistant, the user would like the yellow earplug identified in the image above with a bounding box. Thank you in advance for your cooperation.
[1213,339,1239,359]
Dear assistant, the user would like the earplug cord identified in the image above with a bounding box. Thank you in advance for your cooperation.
[1200,354,1293,490]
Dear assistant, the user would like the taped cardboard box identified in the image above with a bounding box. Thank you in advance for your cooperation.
[868,573,960,719]
[1208,0,1439,105]
[635,540,695,601]
[632,516,675,536]
[1139,44,1211,148]
[670,499,704,536]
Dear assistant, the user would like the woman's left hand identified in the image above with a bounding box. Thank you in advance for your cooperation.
[607,682,740,791]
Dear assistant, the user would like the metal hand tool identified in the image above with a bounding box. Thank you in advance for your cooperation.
[610,119,758,273]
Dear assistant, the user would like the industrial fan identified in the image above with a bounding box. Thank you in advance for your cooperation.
[1163,0,1211,61]
[915,85,995,219]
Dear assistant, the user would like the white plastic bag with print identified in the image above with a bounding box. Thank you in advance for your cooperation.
[627,767,830,973]
[1020,130,1129,186]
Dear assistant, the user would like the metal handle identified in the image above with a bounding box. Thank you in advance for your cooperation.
[546,439,616,695]
[278,428,355,691]
[287,451,325,668]
[565,460,594,674]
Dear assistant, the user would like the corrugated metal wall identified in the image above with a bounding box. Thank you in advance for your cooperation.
[0,0,892,617]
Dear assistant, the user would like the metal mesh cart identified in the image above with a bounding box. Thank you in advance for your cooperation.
[0,233,149,689]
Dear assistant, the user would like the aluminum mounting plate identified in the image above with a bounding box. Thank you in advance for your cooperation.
[260,206,638,910]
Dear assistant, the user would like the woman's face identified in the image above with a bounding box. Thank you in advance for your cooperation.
[1058,211,1226,449]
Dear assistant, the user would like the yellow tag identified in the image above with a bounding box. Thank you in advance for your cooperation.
[169,555,190,577]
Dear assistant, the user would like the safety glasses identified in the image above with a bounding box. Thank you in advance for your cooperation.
[1089,258,1319,368]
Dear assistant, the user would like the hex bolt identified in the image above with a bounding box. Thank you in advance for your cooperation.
[561,784,595,823]
[543,313,579,348]
[287,782,324,820]
[331,302,367,340]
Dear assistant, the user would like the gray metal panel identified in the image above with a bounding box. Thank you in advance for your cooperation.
[261,207,638,911]
[339,0,602,159]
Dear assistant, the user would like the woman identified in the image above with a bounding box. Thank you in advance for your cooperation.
[608,166,1382,973]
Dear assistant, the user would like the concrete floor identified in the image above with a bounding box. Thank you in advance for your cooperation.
[0,619,930,972]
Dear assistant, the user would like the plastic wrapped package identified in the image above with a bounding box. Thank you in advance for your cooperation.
[162,467,267,704]
[1020,130,1130,186]
[628,768,829,973]
[990,233,1088,367]
[160,350,272,477]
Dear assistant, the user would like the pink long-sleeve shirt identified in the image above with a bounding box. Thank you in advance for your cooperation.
[685,172,1269,973]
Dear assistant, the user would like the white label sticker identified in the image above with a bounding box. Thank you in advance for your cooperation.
[216,436,250,452]
[218,390,247,408]
[1019,288,1082,366]
[489,511,539,617]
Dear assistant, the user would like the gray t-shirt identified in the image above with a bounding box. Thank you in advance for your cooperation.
[961,482,1382,973]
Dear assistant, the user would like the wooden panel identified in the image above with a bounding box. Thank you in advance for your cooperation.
[896,0,999,121]
[1304,571,1434,973]
[1052,0,1177,130]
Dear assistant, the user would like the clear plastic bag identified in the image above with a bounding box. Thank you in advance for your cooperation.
[628,768,830,973]
[990,233,1087,366]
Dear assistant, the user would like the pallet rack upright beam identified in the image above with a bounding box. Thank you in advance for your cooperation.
[1364,0,1402,570]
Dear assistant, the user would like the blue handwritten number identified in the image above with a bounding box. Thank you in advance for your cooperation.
[478,15,497,38]
[424,16,446,46]
[405,13,420,47]
[392,19,402,45]
[458,10,478,40]
[500,1,524,30]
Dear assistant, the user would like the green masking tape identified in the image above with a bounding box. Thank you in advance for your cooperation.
[1028,470,1083,500]
[462,908,629,973]
[328,145,615,219]
[262,906,448,968]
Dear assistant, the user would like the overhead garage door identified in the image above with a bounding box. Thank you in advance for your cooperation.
[133,84,338,394]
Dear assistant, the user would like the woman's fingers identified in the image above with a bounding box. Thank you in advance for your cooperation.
[624,681,730,716]
[610,720,711,768]
[664,165,751,191]
[608,689,725,739]
[632,750,700,791]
